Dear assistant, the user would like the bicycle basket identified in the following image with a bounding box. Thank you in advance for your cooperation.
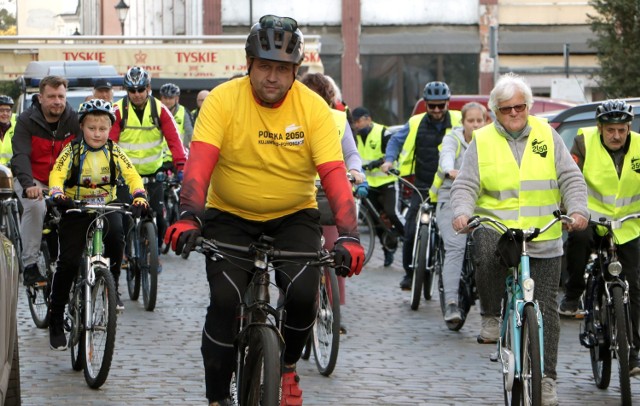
[495,229,522,268]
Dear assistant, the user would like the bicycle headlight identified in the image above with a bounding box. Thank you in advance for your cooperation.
[523,278,535,301]
[420,211,431,224]
[608,261,622,277]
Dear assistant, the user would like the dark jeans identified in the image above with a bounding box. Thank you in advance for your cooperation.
[402,188,428,275]
[200,208,323,402]
[50,211,124,316]
[564,227,640,350]
[368,182,405,250]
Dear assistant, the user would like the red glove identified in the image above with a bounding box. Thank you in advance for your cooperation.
[332,236,365,277]
[164,219,201,257]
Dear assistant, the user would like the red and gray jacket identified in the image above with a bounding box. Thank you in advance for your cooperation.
[11,96,81,189]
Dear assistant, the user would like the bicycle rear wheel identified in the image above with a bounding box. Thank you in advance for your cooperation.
[589,283,611,389]
[139,221,159,311]
[312,267,341,376]
[611,285,632,405]
[126,230,141,301]
[410,224,429,310]
[83,267,117,389]
[423,230,440,301]
[26,240,53,328]
[238,326,281,406]
[510,304,542,406]
[357,203,375,266]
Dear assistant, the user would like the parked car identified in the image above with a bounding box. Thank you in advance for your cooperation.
[537,98,640,149]
[411,94,576,117]
[0,165,20,406]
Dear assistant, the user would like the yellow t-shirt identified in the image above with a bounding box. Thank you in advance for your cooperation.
[194,76,342,221]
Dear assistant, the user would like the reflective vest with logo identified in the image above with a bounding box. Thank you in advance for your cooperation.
[357,122,395,187]
[115,98,165,175]
[475,116,561,241]
[397,110,461,176]
[0,114,16,165]
[582,126,640,244]
[163,104,188,163]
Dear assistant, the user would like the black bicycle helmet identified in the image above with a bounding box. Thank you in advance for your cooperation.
[423,81,451,101]
[124,66,150,89]
[596,99,634,124]
[160,83,180,98]
[245,15,304,65]
[0,95,14,106]
[78,99,116,124]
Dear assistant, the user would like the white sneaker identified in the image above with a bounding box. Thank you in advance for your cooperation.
[477,315,499,343]
[541,376,559,406]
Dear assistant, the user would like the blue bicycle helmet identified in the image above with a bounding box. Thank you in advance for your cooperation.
[124,66,150,89]
[245,15,305,65]
[78,99,116,124]
[596,99,634,124]
[423,81,451,101]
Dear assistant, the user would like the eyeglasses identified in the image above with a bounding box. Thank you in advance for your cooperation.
[498,104,527,114]
[0,109,11,114]
[127,87,147,94]
[427,103,447,111]
[259,15,298,32]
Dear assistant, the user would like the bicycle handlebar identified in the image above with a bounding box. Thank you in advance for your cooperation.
[66,202,132,216]
[386,168,428,203]
[459,211,574,238]
[589,213,640,231]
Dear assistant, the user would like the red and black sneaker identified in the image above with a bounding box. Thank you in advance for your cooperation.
[280,370,303,406]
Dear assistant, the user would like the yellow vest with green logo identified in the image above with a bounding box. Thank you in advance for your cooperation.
[475,116,561,241]
[429,133,463,202]
[357,122,395,187]
[163,104,188,164]
[397,110,461,176]
[115,98,165,175]
[582,127,640,244]
[0,114,16,165]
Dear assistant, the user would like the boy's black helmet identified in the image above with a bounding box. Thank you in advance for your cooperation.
[245,15,305,65]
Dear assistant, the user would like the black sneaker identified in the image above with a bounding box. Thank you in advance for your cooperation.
[23,263,46,286]
[399,275,412,290]
[49,313,67,351]
[115,291,125,312]
[558,296,583,318]
[383,249,394,267]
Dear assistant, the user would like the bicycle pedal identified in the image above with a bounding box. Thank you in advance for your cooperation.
[579,331,596,348]
[489,351,499,362]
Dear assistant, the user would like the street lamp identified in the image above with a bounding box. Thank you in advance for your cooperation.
[115,0,130,36]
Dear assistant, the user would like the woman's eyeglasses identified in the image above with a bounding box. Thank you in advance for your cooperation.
[498,104,527,114]
[259,15,298,32]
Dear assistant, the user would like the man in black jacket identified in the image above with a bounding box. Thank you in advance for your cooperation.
[11,75,81,286]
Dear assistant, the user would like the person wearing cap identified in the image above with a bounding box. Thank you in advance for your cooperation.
[11,76,81,287]
[381,81,462,289]
[558,99,640,375]
[353,106,404,267]
[0,95,16,165]
[163,15,364,406]
[93,79,114,102]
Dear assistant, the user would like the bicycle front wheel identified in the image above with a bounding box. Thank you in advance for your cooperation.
[611,285,632,405]
[357,203,375,266]
[139,221,159,311]
[126,230,141,301]
[312,267,341,376]
[83,266,117,389]
[27,240,53,328]
[510,304,542,406]
[69,280,84,372]
[589,282,611,389]
[410,224,429,310]
[238,326,281,406]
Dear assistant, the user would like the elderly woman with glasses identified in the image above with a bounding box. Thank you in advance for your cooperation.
[450,72,588,406]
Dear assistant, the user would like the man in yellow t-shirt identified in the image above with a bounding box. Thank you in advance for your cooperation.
[164,15,364,406]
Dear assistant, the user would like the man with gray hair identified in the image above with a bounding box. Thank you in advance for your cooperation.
[451,72,588,405]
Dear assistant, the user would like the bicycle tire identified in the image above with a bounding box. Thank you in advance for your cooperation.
[83,266,117,389]
[357,203,376,266]
[69,279,84,372]
[590,282,611,389]
[4,208,24,274]
[510,304,542,406]
[312,267,341,376]
[27,240,53,328]
[453,237,476,332]
[140,220,159,311]
[410,224,429,310]
[125,230,141,300]
[424,230,441,301]
[611,285,632,405]
[238,326,281,406]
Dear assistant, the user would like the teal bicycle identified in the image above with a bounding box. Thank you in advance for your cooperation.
[461,211,572,406]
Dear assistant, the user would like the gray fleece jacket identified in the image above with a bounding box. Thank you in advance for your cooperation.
[450,118,589,258]
[436,126,469,203]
